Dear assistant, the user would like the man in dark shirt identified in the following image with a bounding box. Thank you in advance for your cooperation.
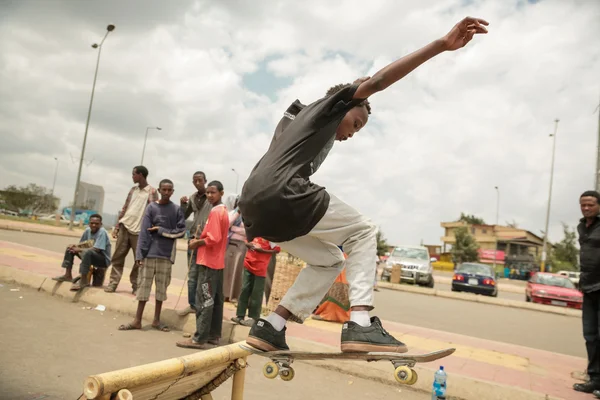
[574,190,600,394]
[118,179,186,333]
[239,17,489,353]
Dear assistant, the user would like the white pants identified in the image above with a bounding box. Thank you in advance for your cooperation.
[277,194,377,321]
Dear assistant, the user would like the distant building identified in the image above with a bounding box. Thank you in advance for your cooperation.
[76,182,105,213]
[440,221,546,265]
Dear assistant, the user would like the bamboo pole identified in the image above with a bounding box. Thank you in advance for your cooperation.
[117,389,133,400]
[231,358,247,400]
[84,343,251,398]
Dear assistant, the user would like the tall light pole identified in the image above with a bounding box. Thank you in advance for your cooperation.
[493,186,499,271]
[141,126,162,164]
[595,97,600,192]
[69,24,115,230]
[51,157,59,197]
[231,168,239,194]
[541,119,560,272]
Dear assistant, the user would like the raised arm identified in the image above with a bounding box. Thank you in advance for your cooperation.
[354,16,488,100]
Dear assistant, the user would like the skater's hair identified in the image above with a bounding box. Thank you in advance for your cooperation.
[133,165,149,178]
[326,83,371,115]
[193,171,207,180]
[207,180,224,192]
[580,190,600,204]
[159,179,174,188]
[89,214,102,221]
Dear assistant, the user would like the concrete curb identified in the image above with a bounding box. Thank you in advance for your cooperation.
[228,325,561,400]
[0,265,562,400]
[378,281,581,318]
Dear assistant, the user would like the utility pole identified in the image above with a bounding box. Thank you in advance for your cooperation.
[493,186,499,272]
[541,119,559,272]
[595,98,600,192]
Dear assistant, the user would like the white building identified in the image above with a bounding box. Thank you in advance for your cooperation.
[76,182,105,213]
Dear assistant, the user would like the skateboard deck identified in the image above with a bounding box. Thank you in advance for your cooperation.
[239,343,455,385]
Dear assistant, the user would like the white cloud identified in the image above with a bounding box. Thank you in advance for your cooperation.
[1,0,599,247]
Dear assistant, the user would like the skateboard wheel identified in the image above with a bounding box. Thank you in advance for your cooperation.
[394,366,413,384]
[280,367,295,381]
[407,369,418,385]
[263,362,279,379]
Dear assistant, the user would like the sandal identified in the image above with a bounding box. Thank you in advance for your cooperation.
[70,282,89,291]
[118,323,141,331]
[104,286,116,293]
[152,323,170,332]
[176,338,211,349]
[52,275,73,282]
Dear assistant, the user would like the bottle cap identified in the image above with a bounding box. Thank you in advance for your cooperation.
[440,366,444,370]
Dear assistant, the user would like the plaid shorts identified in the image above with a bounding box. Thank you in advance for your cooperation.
[136,258,172,302]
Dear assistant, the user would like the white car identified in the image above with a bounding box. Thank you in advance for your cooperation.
[557,270,580,288]
[39,214,71,224]
[382,245,435,288]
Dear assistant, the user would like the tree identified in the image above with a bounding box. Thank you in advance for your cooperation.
[458,212,486,225]
[549,223,579,272]
[376,228,389,257]
[0,184,57,214]
[451,227,480,264]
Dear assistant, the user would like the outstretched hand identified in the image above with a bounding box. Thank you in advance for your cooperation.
[442,17,489,51]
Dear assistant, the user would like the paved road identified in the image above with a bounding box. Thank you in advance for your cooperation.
[0,230,585,358]
[0,284,428,400]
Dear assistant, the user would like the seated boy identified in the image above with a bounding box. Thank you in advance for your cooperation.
[231,237,280,327]
[53,214,112,290]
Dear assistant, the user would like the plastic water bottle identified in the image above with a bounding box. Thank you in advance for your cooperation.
[431,366,447,399]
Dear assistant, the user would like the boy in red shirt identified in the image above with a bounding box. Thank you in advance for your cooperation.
[176,181,229,349]
[231,238,280,327]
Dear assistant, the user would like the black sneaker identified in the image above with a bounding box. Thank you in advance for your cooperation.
[340,316,408,353]
[246,318,289,352]
[574,380,600,393]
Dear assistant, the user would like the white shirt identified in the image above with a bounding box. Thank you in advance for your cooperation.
[119,186,152,234]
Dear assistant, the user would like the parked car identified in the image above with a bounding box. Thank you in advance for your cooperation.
[382,245,435,288]
[39,214,70,224]
[451,262,498,297]
[557,270,580,289]
[526,272,582,309]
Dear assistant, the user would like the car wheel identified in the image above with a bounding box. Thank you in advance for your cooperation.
[426,277,434,288]
[525,295,531,302]
[492,289,498,297]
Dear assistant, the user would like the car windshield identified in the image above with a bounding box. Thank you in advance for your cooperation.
[392,248,428,260]
[535,274,575,289]
[457,263,493,276]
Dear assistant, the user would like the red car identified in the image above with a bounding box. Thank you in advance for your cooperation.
[526,272,583,309]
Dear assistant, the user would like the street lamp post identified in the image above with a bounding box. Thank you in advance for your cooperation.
[541,119,560,272]
[494,186,499,271]
[69,24,115,230]
[141,126,162,164]
[231,168,239,194]
[51,157,59,197]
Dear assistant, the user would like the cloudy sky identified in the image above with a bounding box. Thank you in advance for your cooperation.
[1,0,598,246]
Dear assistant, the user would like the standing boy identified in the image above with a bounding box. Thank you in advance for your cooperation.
[177,181,229,349]
[179,171,212,316]
[53,214,111,290]
[238,17,489,352]
[118,179,186,332]
[106,166,158,294]
[231,238,281,326]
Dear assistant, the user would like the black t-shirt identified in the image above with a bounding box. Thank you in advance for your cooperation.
[239,84,363,242]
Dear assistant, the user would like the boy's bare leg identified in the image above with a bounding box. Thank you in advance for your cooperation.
[118,301,145,330]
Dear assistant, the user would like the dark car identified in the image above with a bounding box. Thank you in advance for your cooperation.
[452,262,498,297]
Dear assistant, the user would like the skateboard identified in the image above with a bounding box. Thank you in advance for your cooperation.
[239,343,455,385]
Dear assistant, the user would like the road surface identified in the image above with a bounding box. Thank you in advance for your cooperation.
[0,229,585,358]
[0,283,428,400]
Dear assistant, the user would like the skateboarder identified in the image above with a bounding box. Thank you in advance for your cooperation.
[238,17,489,353]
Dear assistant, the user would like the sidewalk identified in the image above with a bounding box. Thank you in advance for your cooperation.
[0,239,586,400]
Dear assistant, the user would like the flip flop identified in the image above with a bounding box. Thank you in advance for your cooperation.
[176,338,211,349]
[52,276,72,282]
[118,323,141,331]
[152,323,170,332]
